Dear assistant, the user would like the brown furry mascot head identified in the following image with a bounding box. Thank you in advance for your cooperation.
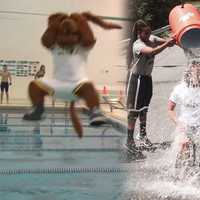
[41,11,121,49]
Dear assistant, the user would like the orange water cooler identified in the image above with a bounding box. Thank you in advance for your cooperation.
[169,3,200,48]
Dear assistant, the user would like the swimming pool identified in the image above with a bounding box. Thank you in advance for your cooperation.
[0,108,127,200]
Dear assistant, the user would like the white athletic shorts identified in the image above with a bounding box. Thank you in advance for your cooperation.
[35,78,89,101]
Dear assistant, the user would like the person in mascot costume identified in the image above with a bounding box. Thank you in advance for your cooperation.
[23,12,121,138]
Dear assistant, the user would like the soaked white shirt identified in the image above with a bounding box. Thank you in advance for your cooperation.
[169,82,200,127]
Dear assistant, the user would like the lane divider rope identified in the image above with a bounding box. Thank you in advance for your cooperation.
[0,167,132,175]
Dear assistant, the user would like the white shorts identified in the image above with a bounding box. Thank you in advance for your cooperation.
[35,78,88,101]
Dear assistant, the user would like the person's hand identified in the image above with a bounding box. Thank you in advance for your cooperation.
[180,134,191,152]
[176,122,190,152]
[166,38,176,47]
[9,82,12,86]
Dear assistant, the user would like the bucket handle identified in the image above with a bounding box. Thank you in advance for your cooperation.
[181,0,184,8]
[169,33,178,45]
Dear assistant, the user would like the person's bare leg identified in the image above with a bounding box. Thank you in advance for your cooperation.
[52,95,55,107]
[139,111,147,137]
[124,111,145,157]
[127,111,138,145]
[138,110,152,147]
[0,92,3,104]
[6,92,9,104]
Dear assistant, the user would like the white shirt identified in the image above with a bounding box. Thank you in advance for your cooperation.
[40,45,90,101]
[169,82,200,126]
[51,45,89,83]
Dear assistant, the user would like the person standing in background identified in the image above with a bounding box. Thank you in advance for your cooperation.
[34,65,46,79]
[0,65,12,104]
[34,64,55,106]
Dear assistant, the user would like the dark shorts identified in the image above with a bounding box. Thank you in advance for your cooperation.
[126,73,152,112]
[1,82,9,93]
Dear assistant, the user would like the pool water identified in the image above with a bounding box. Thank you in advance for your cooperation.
[0,111,126,200]
[0,174,124,200]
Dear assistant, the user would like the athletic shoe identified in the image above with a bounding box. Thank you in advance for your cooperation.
[124,142,146,159]
[89,109,107,126]
[23,105,45,121]
[137,135,153,148]
[124,142,141,153]
[124,142,140,153]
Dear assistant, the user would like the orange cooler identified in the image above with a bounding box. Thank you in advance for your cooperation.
[169,4,200,48]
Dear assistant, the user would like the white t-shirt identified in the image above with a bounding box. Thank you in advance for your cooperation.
[51,45,89,83]
[169,82,200,126]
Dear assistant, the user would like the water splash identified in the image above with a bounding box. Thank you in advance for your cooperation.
[124,137,200,200]
[123,128,200,200]
[184,48,200,60]
[123,47,200,199]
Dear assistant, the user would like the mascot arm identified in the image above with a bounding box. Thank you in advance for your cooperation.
[41,27,57,49]
[71,13,96,48]
[82,12,122,30]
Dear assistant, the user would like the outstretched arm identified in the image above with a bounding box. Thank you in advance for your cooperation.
[140,37,175,56]
[153,36,167,45]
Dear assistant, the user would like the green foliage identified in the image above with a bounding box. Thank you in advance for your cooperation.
[128,0,188,30]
